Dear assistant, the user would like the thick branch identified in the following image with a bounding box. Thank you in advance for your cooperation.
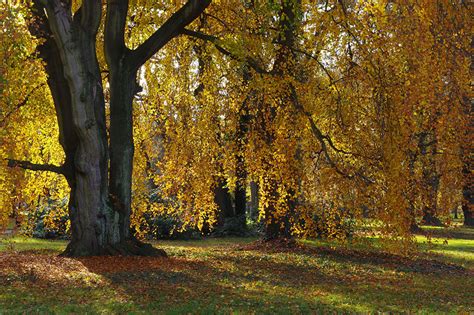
[128,0,212,70]
[7,159,64,175]
[104,0,129,66]
[79,0,102,35]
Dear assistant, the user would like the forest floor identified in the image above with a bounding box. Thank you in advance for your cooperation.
[0,226,473,313]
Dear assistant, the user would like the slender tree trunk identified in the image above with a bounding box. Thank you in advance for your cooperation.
[214,180,234,222]
[249,181,259,219]
[419,132,443,226]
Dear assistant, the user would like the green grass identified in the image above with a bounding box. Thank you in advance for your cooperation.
[0,229,473,314]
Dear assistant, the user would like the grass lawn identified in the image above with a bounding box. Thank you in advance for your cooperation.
[0,227,473,314]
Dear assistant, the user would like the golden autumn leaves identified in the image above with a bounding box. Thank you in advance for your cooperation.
[0,1,471,245]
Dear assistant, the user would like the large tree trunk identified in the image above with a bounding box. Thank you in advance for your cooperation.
[39,1,115,256]
[214,179,234,227]
[233,69,252,232]
[462,123,473,227]
[108,67,135,242]
[259,0,300,241]
[16,0,211,256]
[419,132,443,226]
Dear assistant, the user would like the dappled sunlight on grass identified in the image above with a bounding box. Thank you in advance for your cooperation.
[0,231,473,313]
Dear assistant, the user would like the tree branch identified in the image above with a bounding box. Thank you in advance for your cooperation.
[6,159,64,175]
[78,0,102,35]
[0,83,45,128]
[128,0,212,71]
[289,85,374,184]
[182,28,269,74]
[104,0,129,66]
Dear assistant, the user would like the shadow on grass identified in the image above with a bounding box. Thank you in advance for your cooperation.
[239,240,468,275]
[416,226,474,240]
[76,255,343,313]
[1,236,473,313]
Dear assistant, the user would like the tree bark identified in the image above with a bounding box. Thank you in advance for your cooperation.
[232,67,253,232]
[214,180,234,223]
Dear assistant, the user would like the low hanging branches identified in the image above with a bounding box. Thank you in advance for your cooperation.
[0,0,471,250]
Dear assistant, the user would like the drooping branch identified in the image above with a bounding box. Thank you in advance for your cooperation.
[0,83,45,128]
[128,0,212,70]
[7,159,64,175]
[183,19,371,183]
[182,28,269,74]
[289,85,374,184]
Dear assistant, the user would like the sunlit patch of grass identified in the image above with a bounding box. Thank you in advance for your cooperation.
[0,236,66,253]
[415,226,474,268]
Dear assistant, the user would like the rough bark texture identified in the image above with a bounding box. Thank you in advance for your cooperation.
[37,0,112,256]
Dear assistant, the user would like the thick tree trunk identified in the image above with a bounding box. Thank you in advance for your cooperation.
[261,174,291,240]
[462,38,474,227]
[108,67,135,242]
[463,204,474,227]
[233,84,251,232]
[419,132,443,226]
[40,2,112,256]
[21,0,210,256]
[260,0,300,241]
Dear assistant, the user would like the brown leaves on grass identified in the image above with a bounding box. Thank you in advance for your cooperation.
[0,250,211,292]
[0,252,99,287]
[0,239,473,313]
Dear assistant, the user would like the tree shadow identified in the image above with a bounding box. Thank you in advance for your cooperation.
[237,241,468,275]
[75,254,344,312]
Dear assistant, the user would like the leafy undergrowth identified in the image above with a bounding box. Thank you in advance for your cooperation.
[0,230,473,314]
